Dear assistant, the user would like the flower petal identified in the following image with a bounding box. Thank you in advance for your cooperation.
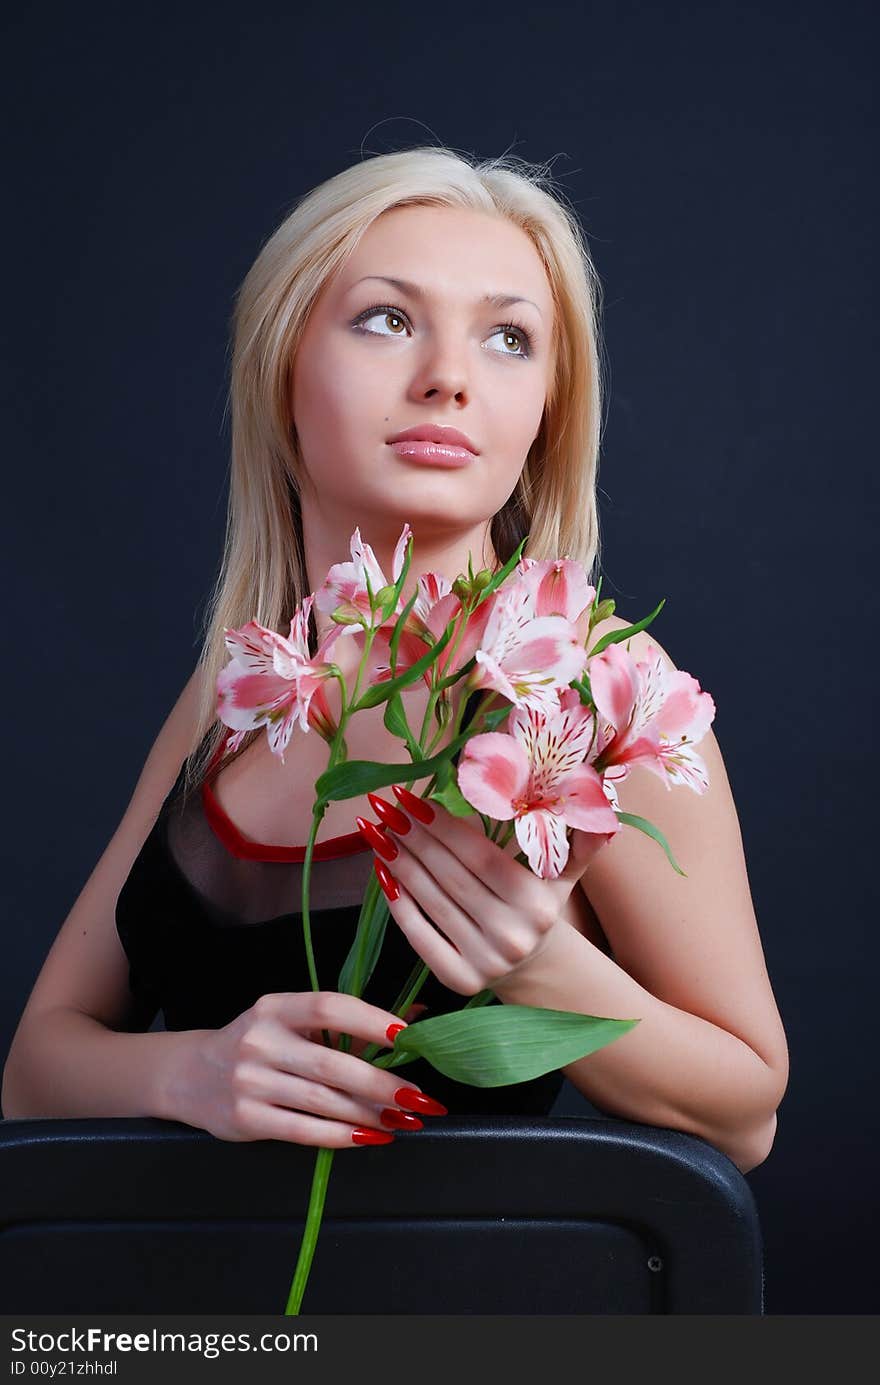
[656,671,716,745]
[588,640,640,733]
[391,522,413,580]
[457,732,530,819]
[515,809,571,879]
[557,764,622,834]
[215,661,295,732]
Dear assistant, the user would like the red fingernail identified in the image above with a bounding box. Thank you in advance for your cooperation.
[351,1128,395,1145]
[380,1107,424,1131]
[391,784,435,823]
[356,817,399,861]
[386,1021,407,1043]
[394,1087,448,1116]
[367,792,412,834]
[374,858,400,901]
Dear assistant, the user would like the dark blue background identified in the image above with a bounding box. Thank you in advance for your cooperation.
[2,0,876,1313]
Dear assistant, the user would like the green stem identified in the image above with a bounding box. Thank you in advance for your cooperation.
[284,1147,335,1315]
[287,623,379,1313]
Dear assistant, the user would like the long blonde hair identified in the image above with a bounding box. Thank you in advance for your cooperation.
[182,144,607,796]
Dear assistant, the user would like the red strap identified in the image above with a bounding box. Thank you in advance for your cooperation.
[201,733,369,863]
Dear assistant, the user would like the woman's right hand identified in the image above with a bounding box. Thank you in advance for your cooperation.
[176,991,444,1148]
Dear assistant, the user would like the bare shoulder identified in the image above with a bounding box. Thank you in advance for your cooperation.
[580,612,789,1088]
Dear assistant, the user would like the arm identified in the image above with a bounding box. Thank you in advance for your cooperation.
[2,665,206,1121]
[492,921,780,1175]
[497,623,789,1175]
[1,1007,207,1122]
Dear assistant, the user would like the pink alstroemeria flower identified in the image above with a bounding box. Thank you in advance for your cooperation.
[216,595,344,763]
[313,523,412,632]
[517,556,596,646]
[366,572,497,689]
[467,578,589,714]
[589,640,716,792]
[457,687,621,879]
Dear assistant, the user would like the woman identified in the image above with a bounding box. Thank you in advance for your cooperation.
[1,146,788,1174]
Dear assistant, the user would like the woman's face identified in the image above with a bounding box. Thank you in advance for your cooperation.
[289,204,556,547]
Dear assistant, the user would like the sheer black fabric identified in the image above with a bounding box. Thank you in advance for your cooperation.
[115,693,564,1115]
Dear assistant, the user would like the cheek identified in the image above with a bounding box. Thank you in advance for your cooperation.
[491,381,546,464]
[292,341,381,464]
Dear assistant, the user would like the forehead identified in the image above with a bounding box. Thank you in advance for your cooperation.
[335,204,553,308]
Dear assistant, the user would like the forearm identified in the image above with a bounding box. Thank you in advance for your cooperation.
[1,1007,207,1123]
[493,922,779,1173]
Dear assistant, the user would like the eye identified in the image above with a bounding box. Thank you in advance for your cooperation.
[351,303,536,359]
[486,323,534,358]
[352,304,410,337]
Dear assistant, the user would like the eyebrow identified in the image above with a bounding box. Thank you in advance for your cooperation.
[348,274,544,319]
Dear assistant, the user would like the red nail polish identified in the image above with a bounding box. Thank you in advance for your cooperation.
[356,817,399,861]
[394,1087,448,1116]
[386,1021,407,1043]
[380,1107,424,1131]
[351,1128,395,1145]
[374,858,400,901]
[391,784,435,823]
[367,792,412,834]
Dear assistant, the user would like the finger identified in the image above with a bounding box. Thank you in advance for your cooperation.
[562,827,616,881]
[237,1067,400,1132]
[384,878,490,996]
[287,1034,424,1111]
[385,793,546,913]
[382,828,549,971]
[276,991,405,1050]
[235,1098,394,1150]
[381,814,504,926]
[384,835,488,957]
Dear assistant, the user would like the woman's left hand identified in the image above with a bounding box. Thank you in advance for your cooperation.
[356,786,609,996]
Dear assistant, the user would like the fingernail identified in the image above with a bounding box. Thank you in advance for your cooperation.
[351,1128,396,1145]
[391,784,435,823]
[380,1107,424,1131]
[374,858,400,901]
[386,1021,407,1043]
[367,792,412,834]
[356,817,399,861]
[394,1087,448,1116]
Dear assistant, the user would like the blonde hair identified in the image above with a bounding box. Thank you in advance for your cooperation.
[182,144,607,796]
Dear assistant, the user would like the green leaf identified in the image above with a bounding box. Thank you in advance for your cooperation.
[351,621,455,711]
[317,722,484,802]
[387,585,419,672]
[337,894,390,996]
[569,673,593,707]
[588,598,666,658]
[430,775,476,818]
[390,1004,639,1087]
[474,535,528,605]
[433,756,453,791]
[616,810,688,876]
[482,706,512,732]
[383,692,421,759]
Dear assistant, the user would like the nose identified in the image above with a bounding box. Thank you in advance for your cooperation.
[409,327,470,403]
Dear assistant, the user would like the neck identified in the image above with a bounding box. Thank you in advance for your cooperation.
[300,497,500,646]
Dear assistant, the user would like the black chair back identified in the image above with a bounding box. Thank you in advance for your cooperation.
[0,1115,763,1313]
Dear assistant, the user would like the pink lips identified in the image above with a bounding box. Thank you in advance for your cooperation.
[386,423,479,468]
[389,440,474,467]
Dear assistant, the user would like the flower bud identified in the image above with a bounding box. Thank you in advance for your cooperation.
[452,575,472,602]
[373,583,397,611]
[592,598,616,625]
[330,607,363,626]
[433,692,452,729]
[473,568,493,592]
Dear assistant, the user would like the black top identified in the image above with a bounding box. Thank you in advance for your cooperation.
[115,695,564,1117]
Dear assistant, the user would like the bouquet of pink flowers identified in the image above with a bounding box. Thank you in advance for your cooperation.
[216,523,716,1312]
